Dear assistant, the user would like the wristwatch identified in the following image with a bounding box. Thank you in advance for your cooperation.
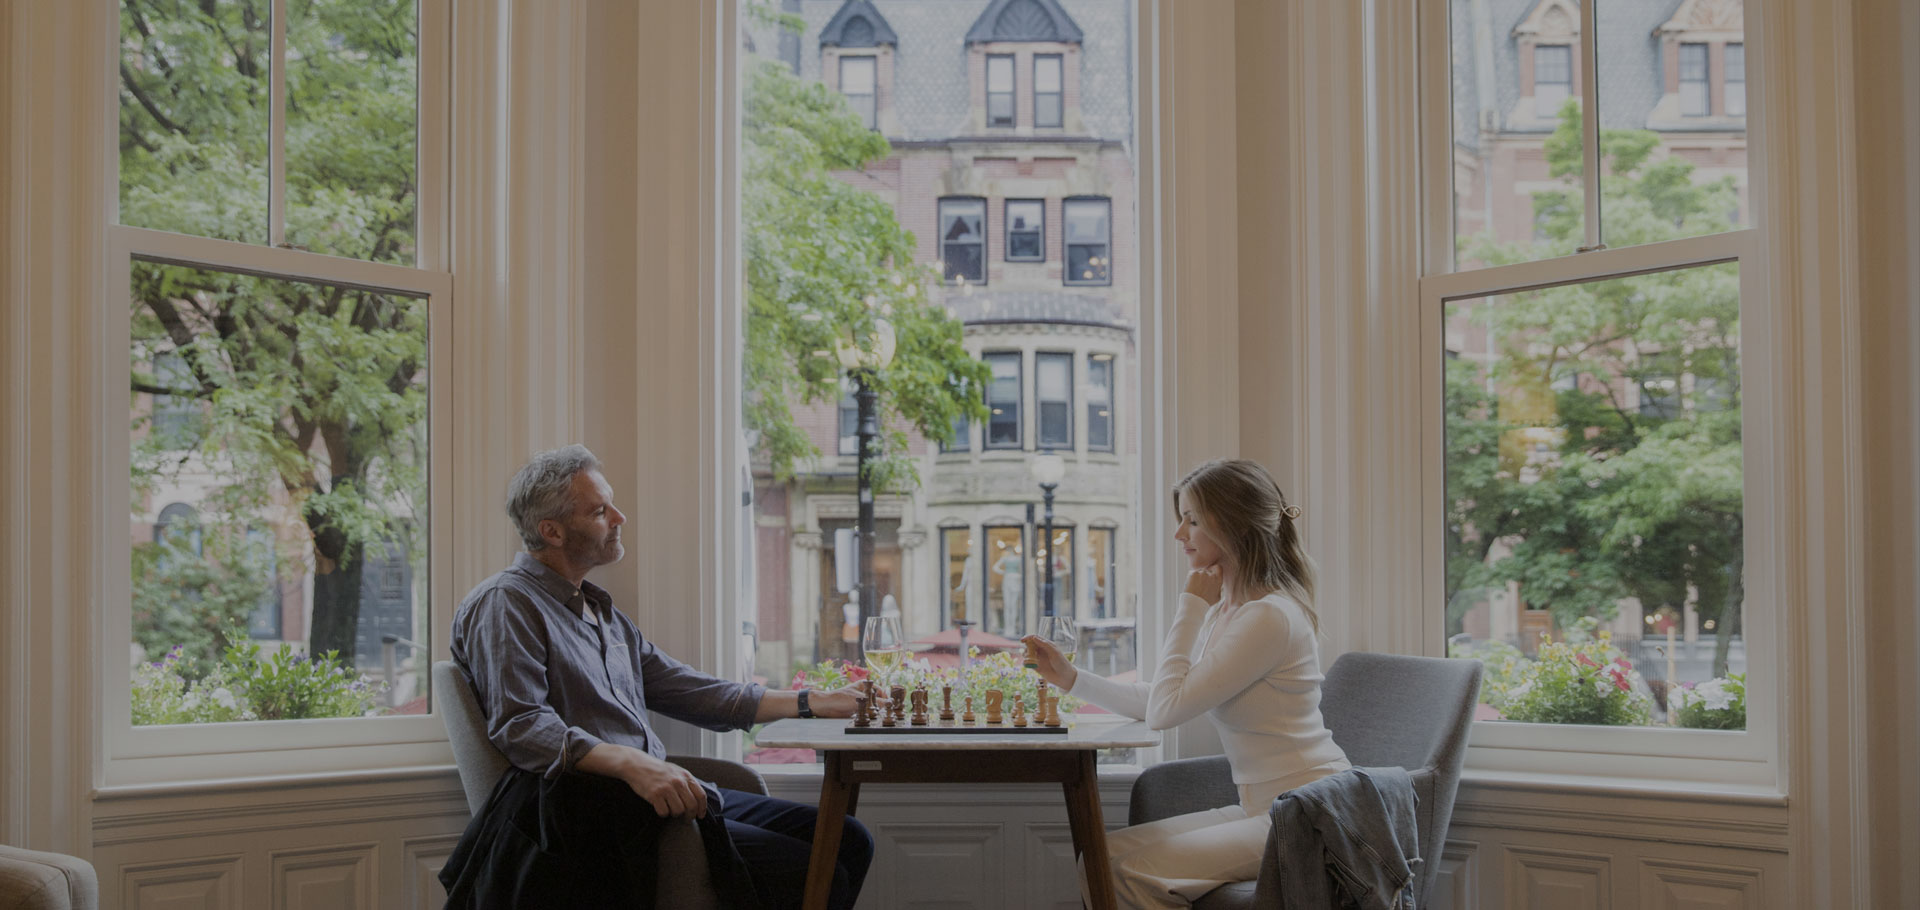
[796,688,816,718]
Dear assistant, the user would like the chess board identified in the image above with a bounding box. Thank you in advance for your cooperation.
[846,720,1069,735]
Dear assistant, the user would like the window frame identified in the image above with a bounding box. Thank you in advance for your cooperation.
[1679,42,1711,117]
[1419,0,1776,788]
[1036,350,1075,449]
[939,526,974,629]
[1532,43,1574,118]
[938,195,989,285]
[1033,53,1064,128]
[1087,353,1116,452]
[1725,42,1746,118]
[837,380,860,455]
[1004,198,1046,263]
[101,0,456,784]
[986,53,1016,128]
[1062,196,1113,287]
[838,54,878,130]
[983,350,1024,450]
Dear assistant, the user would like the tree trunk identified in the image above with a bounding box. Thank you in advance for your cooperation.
[1712,552,1744,678]
[308,537,366,665]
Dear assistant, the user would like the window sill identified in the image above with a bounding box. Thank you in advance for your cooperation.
[1457,768,1784,807]
[94,762,461,803]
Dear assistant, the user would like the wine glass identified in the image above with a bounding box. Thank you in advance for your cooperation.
[862,616,905,688]
[1032,615,1078,670]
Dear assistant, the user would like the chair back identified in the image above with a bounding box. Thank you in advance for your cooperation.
[434,659,513,815]
[1318,651,1482,907]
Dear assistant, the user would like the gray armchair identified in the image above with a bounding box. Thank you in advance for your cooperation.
[0,845,98,910]
[432,660,767,910]
[1127,651,1483,909]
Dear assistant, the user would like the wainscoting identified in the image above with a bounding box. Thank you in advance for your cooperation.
[87,768,1790,910]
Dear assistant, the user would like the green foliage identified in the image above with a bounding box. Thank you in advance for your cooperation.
[132,634,386,725]
[1500,630,1653,726]
[743,43,990,489]
[122,0,427,664]
[131,518,275,680]
[1447,103,1746,657]
[1670,672,1746,730]
[1448,638,1530,710]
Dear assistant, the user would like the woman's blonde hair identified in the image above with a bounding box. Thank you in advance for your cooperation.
[1172,458,1317,632]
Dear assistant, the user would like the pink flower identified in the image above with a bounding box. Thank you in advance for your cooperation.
[1575,653,1600,670]
[846,665,869,682]
[1613,657,1632,670]
[1608,668,1630,692]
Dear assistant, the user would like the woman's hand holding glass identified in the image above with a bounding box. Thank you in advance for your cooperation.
[1022,616,1079,691]
[861,616,905,688]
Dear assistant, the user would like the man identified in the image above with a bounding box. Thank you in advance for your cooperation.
[447,444,873,909]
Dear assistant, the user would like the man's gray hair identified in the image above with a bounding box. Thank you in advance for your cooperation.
[507,444,602,551]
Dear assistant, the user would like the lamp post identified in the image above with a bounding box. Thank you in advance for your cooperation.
[1030,452,1066,617]
[836,318,896,630]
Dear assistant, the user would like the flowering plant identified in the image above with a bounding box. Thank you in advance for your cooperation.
[1669,672,1746,730]
[132,637,387,725]
[791,648,1082,717]
[1500,630,1653,726]
[1447,638,1532,710]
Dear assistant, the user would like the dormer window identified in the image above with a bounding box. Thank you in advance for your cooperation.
[1034,55,1063,128]
[840,56,877,129]
[1679,43,1709,116]
[1534,44,1572,117]
[987,55,1016,128]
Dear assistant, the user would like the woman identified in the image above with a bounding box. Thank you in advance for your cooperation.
[1023,458,1349,910]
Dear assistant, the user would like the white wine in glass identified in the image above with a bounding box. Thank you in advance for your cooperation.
[1033,616,1078,668]
[862,616,905,683]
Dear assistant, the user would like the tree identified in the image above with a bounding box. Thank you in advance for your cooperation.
[1449,102,1746,675]
[742,15,989,492]
[123,0,424,665]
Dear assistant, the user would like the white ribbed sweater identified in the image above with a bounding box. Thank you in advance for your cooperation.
[1068,591,1348,785]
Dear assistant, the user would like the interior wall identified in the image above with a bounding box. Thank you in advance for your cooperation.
[1853,0,1920,899]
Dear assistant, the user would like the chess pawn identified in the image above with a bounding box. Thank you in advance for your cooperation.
[910,688,930,725]
[962,695,975,724]
[939,685,955,722]
[985,689,1004,724]
[1012,696,1028,727]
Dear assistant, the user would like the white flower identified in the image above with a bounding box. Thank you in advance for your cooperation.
[1508,681,1533,700]
[1670,687,1695,711]
[182,692,202,710]
[1696,679,1734,711]
[1594,678,1614,697]
[211,687,238,710]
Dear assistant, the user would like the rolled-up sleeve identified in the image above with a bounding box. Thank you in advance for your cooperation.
[457,587,604,777]
[635,636,766,732]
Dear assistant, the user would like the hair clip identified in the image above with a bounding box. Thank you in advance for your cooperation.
[1282,504,1303,521]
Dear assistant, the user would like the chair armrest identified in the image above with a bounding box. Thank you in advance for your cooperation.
[668,755,769,797]
[1128,755,1237,826]
[0,844,100,910]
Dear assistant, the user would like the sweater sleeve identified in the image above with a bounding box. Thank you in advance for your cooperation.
[1144,594,1295,731]
[1067,667,1151,720]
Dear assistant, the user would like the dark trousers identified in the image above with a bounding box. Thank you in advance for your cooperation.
[719,788,874,910]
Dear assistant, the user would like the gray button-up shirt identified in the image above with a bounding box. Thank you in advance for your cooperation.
[451,552,766,778]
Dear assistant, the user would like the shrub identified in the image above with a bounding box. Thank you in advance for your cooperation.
[1448,638,1532,710]
[1670,672,1746,730]
[131,634,386,725]
[1501,632,1653,726]
[791,648,1081,717]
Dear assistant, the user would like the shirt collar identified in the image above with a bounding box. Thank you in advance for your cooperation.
[511,551,614,620]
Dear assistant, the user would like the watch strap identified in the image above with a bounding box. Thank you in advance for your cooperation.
[796,688,815,718]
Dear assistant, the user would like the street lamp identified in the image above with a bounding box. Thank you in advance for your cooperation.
[836,318,896,630]
[1030,452,1066,618]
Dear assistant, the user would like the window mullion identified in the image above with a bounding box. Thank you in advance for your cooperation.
[269,0,288,248]
[1578,0,1603,252]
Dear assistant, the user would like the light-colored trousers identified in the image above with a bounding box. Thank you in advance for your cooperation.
[1081,759,1350,910]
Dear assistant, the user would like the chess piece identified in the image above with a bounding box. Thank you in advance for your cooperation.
[939,685,955,722]
[1045,690,1063,727]
[1034,680,1049,725]
[1012,696,1028,727]
[962,695,976,724]
[853,679,872,728]
[985,689,1004,724]
[910,688,929,725]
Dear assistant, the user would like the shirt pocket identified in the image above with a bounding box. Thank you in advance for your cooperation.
[603,641,642,716]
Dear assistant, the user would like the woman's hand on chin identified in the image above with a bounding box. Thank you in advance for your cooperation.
[1183,565,1222,604]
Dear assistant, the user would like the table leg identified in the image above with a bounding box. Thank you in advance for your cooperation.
[1063,751,1117,910]
[803,752,855,910]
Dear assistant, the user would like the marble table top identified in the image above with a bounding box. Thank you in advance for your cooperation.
[756,716,1161,751]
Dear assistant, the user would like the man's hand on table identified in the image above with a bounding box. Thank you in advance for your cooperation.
[809,682,880,718]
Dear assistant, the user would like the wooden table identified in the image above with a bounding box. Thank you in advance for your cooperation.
[756,717,1160,910]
